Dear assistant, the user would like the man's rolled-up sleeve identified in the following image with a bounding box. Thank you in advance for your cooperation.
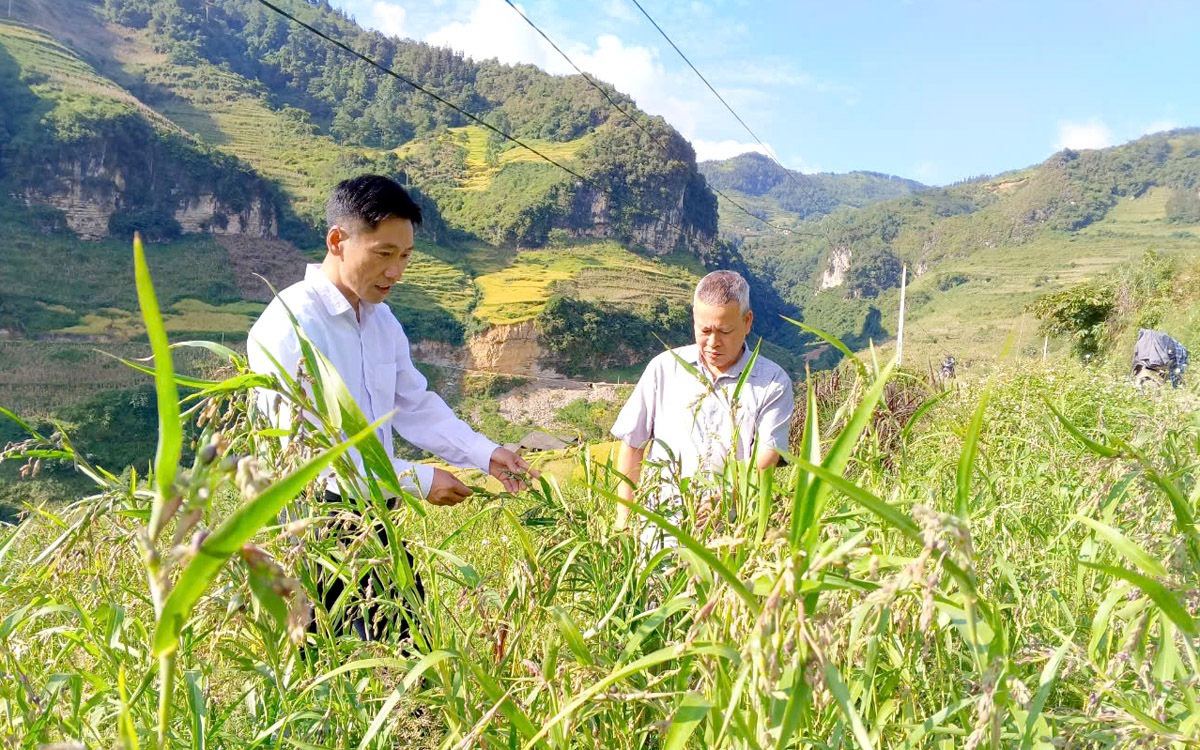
[389,327,497,472]
[611,360,660,449]
[756,374,795,453]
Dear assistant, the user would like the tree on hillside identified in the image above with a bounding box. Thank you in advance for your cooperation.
[1030,282,1115,358]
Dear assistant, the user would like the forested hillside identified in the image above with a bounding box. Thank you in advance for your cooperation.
[725,130,1200,362]
[0,0,770,360]
[699,152,925,235]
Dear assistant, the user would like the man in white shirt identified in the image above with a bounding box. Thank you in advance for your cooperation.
[248,174,531,637]
[611,270,794,535]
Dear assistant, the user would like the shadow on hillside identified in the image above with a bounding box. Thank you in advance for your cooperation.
[125,80,231,147]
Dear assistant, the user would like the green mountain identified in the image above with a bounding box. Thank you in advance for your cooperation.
[698,152,926,235]
[1,0,818,417]
[733,130,1200,365]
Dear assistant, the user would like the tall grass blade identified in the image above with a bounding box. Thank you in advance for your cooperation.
[1043,398,1123,458]
[550,605,596,666]
[782,316,867,376]
[185,669,207,750]
[609,489,759,615]
[1019,638,1072,750]
[663,691,711,750]
[823,661,877,750]
[153,416,387,657]
[790,378,820,547]
[955,391,988,520]
[1076,516,1168,578]
[1079,561,1197,637]
[359,688,405,749]
[132,235,181,526]
[522,643,737,750]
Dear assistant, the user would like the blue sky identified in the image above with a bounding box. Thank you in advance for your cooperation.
[328,0,1199,185]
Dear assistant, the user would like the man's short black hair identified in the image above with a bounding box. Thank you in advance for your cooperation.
[326,174,422,231]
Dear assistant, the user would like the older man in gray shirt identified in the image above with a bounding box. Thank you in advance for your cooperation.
[611,270,794,532]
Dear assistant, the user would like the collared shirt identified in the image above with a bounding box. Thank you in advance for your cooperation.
[247,265,497,498]
[611,344,794,484]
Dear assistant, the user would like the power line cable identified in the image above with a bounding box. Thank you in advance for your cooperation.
[500,0,799,237]
[628,0,827,217]
[250,0,727,254]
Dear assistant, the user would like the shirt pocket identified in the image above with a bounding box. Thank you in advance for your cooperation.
[366,361,397,417]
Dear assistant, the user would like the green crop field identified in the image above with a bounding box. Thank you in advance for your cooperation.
[2,270,1197,745]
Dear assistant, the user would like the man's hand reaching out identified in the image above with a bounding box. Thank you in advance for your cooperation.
[489,447,538,494]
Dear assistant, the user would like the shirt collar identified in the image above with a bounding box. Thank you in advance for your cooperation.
[685,343,754,383]
[305,264,361,319]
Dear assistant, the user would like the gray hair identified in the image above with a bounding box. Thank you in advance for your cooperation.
[694,270,751,314]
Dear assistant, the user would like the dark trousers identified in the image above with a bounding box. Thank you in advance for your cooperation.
[316,490,425,642]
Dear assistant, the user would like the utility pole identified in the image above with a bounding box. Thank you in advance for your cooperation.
[896,264,907,366]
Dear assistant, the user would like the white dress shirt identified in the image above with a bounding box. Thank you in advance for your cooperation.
[247,265,497,498]
[611,344,794,487]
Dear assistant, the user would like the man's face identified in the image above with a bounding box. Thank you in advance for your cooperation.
[693,301,752,374]
[327,216,415,308]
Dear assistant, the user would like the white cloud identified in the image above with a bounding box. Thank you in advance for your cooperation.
[418,0,815,170]
[1144,119,1178,135]
[425,0,566,70]
[602,0,636,22]
[1055,119,1113,150]
[912,162,939,184]
[368,2,408,38]
[691,139,770,162]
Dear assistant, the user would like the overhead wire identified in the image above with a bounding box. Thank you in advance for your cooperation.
[250,0,733,254]
[499,0,798,237]
[628,0,828,220]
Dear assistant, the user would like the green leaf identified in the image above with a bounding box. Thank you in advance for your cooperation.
[824,661,876,750]
[153,417,387,657]
[118,667,139,750]
[550,605,596,666]
[133,235,181,531]
[1076,516,1168,579]
[776,661,811,750]
[806,361,896,538]
[608,488,759,616]
[0,404,41,439]
[781,316,867,377]
[185,669,207,750]
[1079,561,1197,637]
[1043,398,1123,458]
[956,391,988,520]
[663,691,711,750]
[788,457,920,541]
[789,377,820,548]
[1020,637,1071,750]
[359,688,405,749]
[522,643,737,750]
[246,567,288,628]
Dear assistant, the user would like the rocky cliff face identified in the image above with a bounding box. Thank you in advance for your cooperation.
[466,321,563,378]
[24,171,278,241]
[12,112,280,242]
[819,246,853,290]
[558,181,708,256]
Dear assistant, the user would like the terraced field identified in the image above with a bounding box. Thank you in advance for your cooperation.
[434,125,591,192]
[890,188,1200,365]
[472,242,701,324]
[105,29,360,220]
[0,20,177,132]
